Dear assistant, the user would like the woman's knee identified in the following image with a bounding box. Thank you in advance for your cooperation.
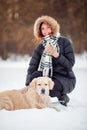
[53,79,63,92]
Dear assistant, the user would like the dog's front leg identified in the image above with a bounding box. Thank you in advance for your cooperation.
[48,103,60,112]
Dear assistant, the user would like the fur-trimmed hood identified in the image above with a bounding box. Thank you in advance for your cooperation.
[34,15,60,40]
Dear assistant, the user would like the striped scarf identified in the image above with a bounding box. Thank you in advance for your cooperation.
[38,33,60,77]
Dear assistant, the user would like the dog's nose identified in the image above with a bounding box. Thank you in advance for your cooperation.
[41,89,45,94]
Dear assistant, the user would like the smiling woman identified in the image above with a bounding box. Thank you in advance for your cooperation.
[25,15,76,106]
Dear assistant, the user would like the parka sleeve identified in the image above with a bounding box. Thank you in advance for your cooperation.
[53,38,75,70]
[25,44,42,86]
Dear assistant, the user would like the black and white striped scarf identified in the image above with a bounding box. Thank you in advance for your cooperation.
[38,33,60,77]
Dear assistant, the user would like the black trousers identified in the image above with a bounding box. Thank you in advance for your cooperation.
[29,71,63,98]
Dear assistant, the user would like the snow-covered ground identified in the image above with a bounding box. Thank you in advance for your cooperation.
[0,52,87,130]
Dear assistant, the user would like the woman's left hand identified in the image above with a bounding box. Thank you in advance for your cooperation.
[45,42,59,58]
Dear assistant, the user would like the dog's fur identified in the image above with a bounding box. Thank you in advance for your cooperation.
[0,77,55,111]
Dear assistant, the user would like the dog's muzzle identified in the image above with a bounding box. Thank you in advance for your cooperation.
[41,88,45,94]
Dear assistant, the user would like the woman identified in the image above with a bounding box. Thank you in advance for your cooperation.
[25,15,76,106]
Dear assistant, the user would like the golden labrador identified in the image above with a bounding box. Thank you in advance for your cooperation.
[0,77,59,111]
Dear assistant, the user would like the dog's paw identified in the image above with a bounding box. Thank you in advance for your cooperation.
[49,103,60,112]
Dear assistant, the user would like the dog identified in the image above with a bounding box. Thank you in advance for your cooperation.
[0,77,59,111]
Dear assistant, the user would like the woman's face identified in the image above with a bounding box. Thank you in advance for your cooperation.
[41,22,52,37]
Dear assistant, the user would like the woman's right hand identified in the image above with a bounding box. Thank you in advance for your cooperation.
[45,42,59,58]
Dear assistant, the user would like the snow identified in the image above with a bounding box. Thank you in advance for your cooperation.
[0,52,87,130]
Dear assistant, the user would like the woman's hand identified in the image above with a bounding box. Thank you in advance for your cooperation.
[45,42,59,58]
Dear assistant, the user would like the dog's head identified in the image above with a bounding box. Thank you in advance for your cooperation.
[29,77,54,96]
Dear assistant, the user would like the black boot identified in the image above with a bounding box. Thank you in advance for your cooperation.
[58,94,70,106]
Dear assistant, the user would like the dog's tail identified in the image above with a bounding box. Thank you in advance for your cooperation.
[0,97,14,110]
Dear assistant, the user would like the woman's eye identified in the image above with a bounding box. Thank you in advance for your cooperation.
[47,26,50,29]
[41,27,45,30]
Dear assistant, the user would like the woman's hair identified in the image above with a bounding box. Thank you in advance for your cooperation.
[38,22,44,38]
[33,15,60,41]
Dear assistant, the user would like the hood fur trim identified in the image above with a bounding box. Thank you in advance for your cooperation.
[34,15,60,40]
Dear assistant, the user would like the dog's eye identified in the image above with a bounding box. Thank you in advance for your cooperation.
[38,84,41,86]
[45,83,48,86]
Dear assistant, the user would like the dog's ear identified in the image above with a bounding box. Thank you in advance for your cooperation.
[29,78,37,89]
[48,78,54,90]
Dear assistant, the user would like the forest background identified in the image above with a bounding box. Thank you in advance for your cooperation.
[0,0,87,59]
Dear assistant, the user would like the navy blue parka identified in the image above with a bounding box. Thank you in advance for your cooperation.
[25,37,76,98]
